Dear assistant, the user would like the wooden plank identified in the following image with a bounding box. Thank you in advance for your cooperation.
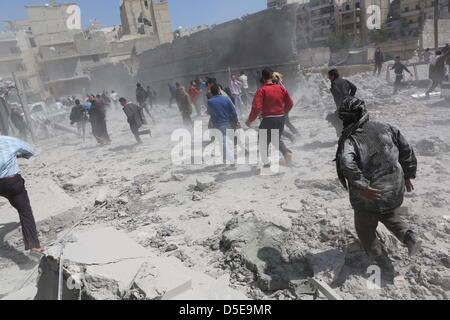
[310,278,343,301]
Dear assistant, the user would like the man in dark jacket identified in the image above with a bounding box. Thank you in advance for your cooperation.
[336,97,421,274]
[70,99,88,140]
[175,83,193,127]
[373,48,384,77]
[327,69,357,137]
[426,50,450,98]
[391,56,413,95]
[119,98,151,144]
[328,69,357,109]
[88,95,111,145]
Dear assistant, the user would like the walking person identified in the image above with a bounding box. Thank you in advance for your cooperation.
[207,84,240,162]
[335,96,421,276]
[119,98,151,144]
[175,83,193,127]
[0,136,42,254]
[110,90,119,110]
[239,71,250,108]
[373,47,384,77]
[229,73,245,117]
[87,95,111,146]
[425,50,450,98]
[146,86,154,110]
[168,83,177,109]
[70,99,88,141]
[188,81,202,116]
[391,56,413,95]
[327,68,358,137]
[246,68,294,167]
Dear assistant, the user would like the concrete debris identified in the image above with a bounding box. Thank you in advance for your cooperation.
[94,187,110,206]
[195,176,216,192]
[305,249,346,285]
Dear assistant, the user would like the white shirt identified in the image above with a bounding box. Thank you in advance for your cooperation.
[239,74,249,89]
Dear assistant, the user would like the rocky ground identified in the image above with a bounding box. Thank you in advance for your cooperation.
[0,72,449,300]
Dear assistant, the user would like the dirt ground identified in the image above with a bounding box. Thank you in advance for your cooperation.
[0,72,449,300]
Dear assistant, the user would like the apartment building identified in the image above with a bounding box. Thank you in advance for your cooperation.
[0,31,43,103]
[267,0,311,8]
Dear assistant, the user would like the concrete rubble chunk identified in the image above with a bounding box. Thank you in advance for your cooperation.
[35,227,246,300]
[94,187,110,206]
[195,176,215,191]
[305,249,346,285]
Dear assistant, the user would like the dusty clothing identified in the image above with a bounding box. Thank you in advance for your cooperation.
[70,105,87,124]
[136,86,148,105]
[123,102,144,128]
[338,121,417,213]
[248,83,294,123]
[374,51,384,65]
[330,78,357,108]
[175,88,193,126]
[429,52,450,81]
[88,101,111,144]
[354,208,410,258]
[0,98,10,135]
[10,111,27,136]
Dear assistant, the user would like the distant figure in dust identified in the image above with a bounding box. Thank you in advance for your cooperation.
[326,68,357,137]
[119,98,152,145]
[168,83,177,109]
[373,47,384,77]
[423,48,431,64]
[87,95,111,146]
[335,96,421,276]
[136,83,156,125]
[110,90,119,110]
[10,108,29,141]
[188,81,202,117]
[425,50,450,98]
[239,71,250,107]
[0,136,42,255]
[146,86,156,110]
[246,68,294,167]
[70,99,88,141]
[391,56,413,95]
[175,83,193,127]
[229,74,245,117]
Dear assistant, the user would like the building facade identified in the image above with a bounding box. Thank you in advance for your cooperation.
[120,0,173,44]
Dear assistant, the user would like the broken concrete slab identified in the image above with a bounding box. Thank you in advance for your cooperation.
[129,257,192,300]
[94,186,110,206]
[0,178,78,226]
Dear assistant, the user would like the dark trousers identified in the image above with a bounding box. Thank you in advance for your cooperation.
[130,122,151,144]
[0,175,40,250]
[182,112,193,127]
[259,116,291,164]
[373,63,382,77]
[393,74,403,94]
[91,118,111,144]
[426,78,443,96]
[354,209,410,258]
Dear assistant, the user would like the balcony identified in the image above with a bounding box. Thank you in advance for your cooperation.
[38,45,79,62]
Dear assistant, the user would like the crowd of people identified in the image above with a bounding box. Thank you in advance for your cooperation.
[0,53,432,280]
[371,45,450,96]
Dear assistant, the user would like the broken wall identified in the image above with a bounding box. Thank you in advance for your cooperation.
[422,19,450,49]
[136,5,300,96]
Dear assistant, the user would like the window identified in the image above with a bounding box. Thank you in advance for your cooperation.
[144,1,149,9]
[29,38,37,48]
[21,79,31,90]
[92,55,100,62]
[10,47,21,54]
[16,63,26,72]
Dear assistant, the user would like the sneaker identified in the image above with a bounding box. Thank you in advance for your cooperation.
[404,231,422,257]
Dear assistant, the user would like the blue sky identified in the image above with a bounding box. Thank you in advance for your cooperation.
[0,0,266,31]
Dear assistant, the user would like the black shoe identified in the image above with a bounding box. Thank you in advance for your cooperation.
[404,231,422,257]
[374,254,395,279]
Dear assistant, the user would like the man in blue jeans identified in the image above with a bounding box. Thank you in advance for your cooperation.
[0,136,42,254]
[207,85,239,163]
